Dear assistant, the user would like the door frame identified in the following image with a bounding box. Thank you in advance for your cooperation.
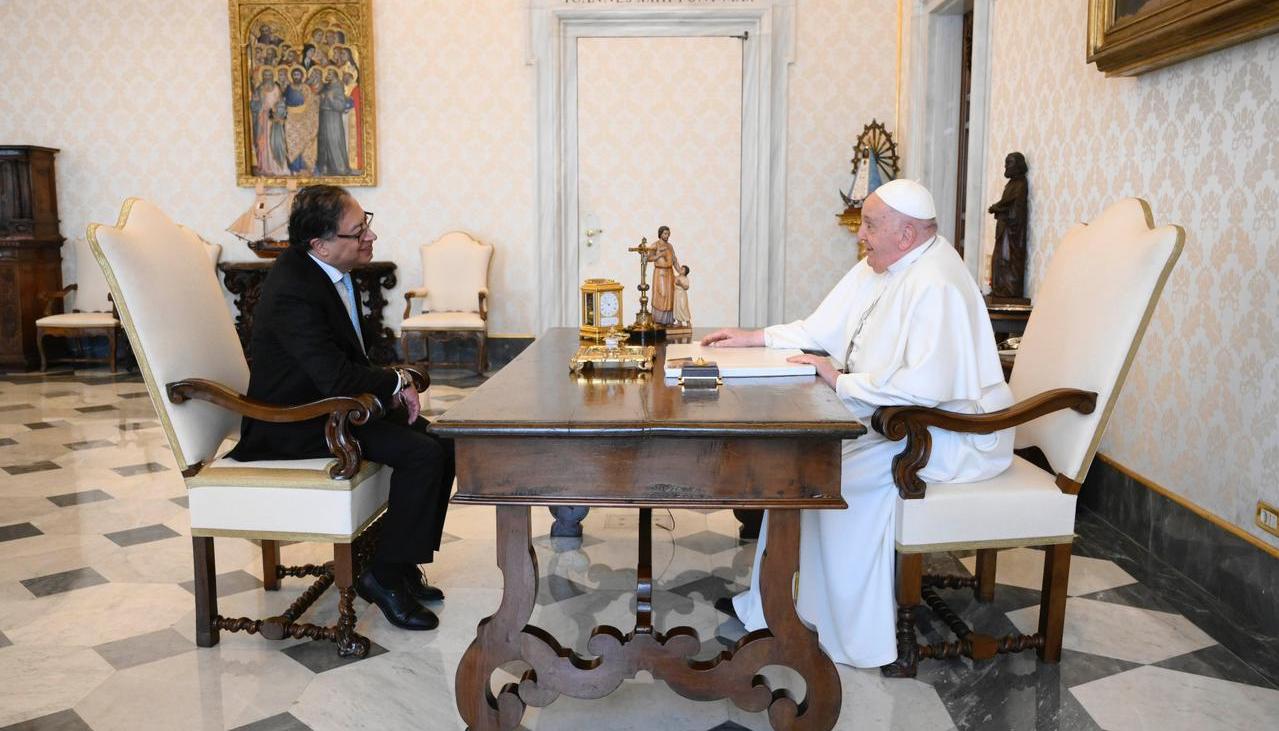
[529,1,796,331]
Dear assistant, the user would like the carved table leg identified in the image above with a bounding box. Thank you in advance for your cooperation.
[457,506,538,730]
[752,509,841,730]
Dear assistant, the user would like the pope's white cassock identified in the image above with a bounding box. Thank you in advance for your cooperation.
[731,232,1015,668]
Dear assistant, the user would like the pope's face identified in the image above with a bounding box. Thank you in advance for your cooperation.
[315,198,375,272]
[858,195,908,274]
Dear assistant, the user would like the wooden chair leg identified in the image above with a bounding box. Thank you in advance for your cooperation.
[37,330,49,371]
[108,329,117,373]
[192,537,219,647]
[882,552,923,677]
[261,539,280,591]
[332,542,370,657]
[975,548,998,603]
[1038,542,1072,663]
[477,332,487,374]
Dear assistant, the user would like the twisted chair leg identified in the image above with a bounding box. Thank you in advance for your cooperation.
[882,553,922,678]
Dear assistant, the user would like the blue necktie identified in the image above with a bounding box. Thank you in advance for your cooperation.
[340,273,364,349]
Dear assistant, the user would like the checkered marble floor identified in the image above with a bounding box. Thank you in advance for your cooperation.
[1,367,1276,730]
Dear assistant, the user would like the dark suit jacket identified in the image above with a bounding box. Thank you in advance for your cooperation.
[229,246,399,461]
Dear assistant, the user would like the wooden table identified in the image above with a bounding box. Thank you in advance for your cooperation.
[433,328,866,730]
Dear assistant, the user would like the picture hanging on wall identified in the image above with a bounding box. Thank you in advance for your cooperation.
[1087,0,1279,77]
[229,0,377,186]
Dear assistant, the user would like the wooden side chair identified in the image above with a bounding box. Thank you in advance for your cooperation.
[36,237,124,371]
[88,198,425,657]
[400,231,493,374]
[875,198,1183,677]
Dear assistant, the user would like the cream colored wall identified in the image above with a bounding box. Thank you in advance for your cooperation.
[982,1,1279,547]
[0,0,896,335]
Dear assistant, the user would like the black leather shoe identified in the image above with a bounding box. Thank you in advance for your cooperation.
[402,567,445,603]
[713,596,740,622]
[356,570,439,631]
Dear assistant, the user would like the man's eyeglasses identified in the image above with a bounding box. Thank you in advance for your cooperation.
[334,211,374,240]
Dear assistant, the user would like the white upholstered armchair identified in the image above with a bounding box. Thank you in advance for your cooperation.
[88,199,424,657]
[400,231,493,374]
[876,198,1183,677]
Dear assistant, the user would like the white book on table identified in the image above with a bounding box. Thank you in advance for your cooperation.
[663,343,817,378]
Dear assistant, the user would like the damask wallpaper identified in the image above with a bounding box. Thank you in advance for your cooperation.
[981,1,1279,546]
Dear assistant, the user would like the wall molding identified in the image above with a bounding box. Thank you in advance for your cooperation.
[528,0,795,332]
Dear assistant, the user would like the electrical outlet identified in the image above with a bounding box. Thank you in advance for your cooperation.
[1257,500,1279,538]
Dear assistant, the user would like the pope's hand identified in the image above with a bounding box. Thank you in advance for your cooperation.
[700,328,765,348]
[399,385,421,424]
[787,354,839,389]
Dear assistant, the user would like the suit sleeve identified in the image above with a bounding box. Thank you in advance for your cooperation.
[269,283,400,402]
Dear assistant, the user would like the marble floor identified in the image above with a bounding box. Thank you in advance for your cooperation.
[1,367,1277,731]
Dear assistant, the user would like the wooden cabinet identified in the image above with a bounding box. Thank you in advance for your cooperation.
[0,146,64,369]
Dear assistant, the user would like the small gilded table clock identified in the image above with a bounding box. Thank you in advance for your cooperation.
[580,278,624,339]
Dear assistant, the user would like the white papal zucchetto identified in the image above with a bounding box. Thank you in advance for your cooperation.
[874,179,937,221]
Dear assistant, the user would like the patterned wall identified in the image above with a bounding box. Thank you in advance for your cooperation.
[982,1,1279,546]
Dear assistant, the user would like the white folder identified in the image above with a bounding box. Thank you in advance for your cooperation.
[663,343,817,378]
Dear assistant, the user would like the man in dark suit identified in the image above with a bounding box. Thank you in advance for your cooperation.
[229,185,452,631]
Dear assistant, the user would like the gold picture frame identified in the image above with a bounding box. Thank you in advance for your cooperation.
[229,0,376,186]
[1088,0,1279,76]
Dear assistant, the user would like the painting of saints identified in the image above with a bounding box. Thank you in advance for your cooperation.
[316,68,351,175]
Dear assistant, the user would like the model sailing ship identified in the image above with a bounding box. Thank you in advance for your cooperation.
[227,181,297,258]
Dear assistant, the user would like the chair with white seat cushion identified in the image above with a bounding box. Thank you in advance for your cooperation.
[875,198,1183,677]
[400,231,493,373]
[88,198,425,657]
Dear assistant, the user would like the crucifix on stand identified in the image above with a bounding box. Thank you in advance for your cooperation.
[626,237,666,344]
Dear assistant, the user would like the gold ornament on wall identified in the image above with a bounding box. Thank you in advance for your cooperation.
[229,0,377,187]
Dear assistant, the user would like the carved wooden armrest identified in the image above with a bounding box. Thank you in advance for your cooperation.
[402,287,429,318]
[478,289,489,321]
[166,378,384,480]
[871,388,1098,500]
[39,284,77,316]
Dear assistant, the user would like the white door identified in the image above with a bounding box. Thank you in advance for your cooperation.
[576,36,743,329]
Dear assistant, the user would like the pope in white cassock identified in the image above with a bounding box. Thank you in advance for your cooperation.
[702,179,1014,668]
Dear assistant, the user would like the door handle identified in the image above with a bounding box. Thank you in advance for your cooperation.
[585,228,603,247]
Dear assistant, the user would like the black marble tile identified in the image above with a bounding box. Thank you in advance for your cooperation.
[23,421,69,430]
[47,489,114,507]
[280,637,387,674]
[0,522,43,542]
[1078,581,1183,616]
[104,523,180,547]
[117,421,159,432]
[178,570,262,598]
[63,439,116,451]
[440,531,461,544]
[171,495,189,508]
[230,713,313,731]
[21,567,109,597]
[666,573,743,604]
[0,403,34,412]
[0,437,17,447]
[2,461,61,476]
[918,650,1104,731]
[0,709,93,731]
[111,461,168,477]
[674,529,743,556]
[118,391,150,399]
[1155,644,1276,689]
[74,404,117,413]
[536,574,590,606]
[0,629,10,649]
[93,628,192,670]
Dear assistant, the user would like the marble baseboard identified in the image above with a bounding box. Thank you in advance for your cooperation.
[1080,456,1279,650]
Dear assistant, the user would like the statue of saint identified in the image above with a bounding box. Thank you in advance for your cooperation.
[989,152,1029,300]
[646,225,681,326]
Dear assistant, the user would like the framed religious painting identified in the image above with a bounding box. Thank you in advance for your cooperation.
[229,0,377,186]
[1088,0,1279,76]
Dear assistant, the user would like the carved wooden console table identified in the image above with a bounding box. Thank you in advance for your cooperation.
[433,328,864,730]
[219,260,398,365]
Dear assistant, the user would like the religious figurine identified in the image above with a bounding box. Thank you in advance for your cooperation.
[672,265,692,329]
[988,151,1029,300]
[646,225,682,327]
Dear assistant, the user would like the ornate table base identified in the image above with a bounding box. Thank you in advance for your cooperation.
[456,507,841,730]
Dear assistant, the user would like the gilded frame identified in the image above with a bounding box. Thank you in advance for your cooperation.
[1088,0,1279,76]
[229,0,377,186]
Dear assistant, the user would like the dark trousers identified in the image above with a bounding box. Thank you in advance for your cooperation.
[354,413,454,566]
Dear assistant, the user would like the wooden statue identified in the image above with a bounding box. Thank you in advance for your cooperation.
[989,152,1029,300]
[646,226,681,327]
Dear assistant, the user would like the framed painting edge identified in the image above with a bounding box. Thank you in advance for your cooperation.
[1087,0,1279,76]
[228,0,377,187]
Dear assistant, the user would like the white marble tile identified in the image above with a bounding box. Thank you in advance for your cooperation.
[2,582,193,648]
[94,534,258,586]
[523,676,731,731]
[0,644,114,726]
[0,534,123,584]
[75,644,315,731]
[292,648,462,731]
[960,546,1137,596]
[30,497,185,537]
[361,586,503,658]
[1072,665,1279,731]
[1006,597,1217,664]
